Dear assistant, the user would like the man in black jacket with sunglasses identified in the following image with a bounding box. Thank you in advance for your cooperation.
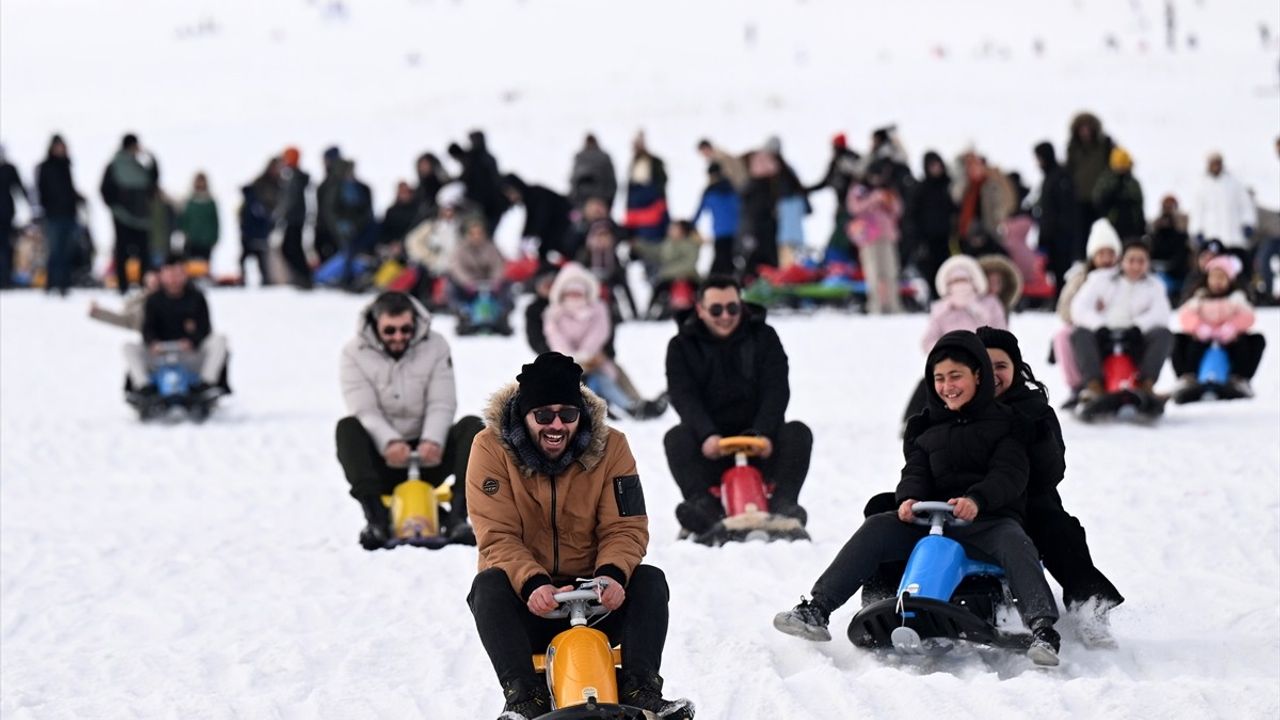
[663,275,813,536]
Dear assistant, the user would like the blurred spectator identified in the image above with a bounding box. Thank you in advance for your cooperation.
[954,152,1015,251]
[576,217,638,320]
[240,158,283,285]
[380,181,419,258]
[319,157,374,290]
[808,133,861,266]
[100,133,159,294]
[623,131,670,243]
[35,134,84,295]
[278,146,312,288]
[847,163,903,314]
[1191,152,1257,268]
[634,219,702,320]
[569,133,617,209]
[313,147,342,262]
[449,130,508,235]
[447,218,511,334]
[693,163,742,274]
[1092,147,1145,240]
[502,173,572,270]
[179,172,219,262]
[1065,111,1115,235]
[696,138,748,193]
[905,151,956,298]
[1148,194,1192,302]
[413,152,451,221]
[1033,141,1080,292]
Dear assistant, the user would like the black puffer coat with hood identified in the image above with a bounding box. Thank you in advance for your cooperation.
[897,331,1031,521]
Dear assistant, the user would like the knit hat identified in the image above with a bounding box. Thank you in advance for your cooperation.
[976,326,1024,374]
[832,132,848,149]
[1085,218,1122,260]
[323,146,341,163]
[1205,254,1243,281]
[934,254,987,299]
[516,352,584,416]
[1109,146,1133,172]
[282,146,300,168]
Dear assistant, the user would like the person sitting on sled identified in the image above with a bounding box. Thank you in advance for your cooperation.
[1069,238,1172,415]
[465,352,694,720]
[336,291,483,549]
[663,274,813,536]
[1171,254,1267,402]
[773,330,1063,666]
[124,254,230,400]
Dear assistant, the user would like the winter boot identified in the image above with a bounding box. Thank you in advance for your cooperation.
[1027,618,1062,666]
[675,494,724,535]
[1071,598,1118,649]
[447,520,476,546]
[770,497,808,526]
[497,677,550,720]
[619,671,695,719]
[357,496,391,551]
[772,596,832,641]
[1227,375,1255,399]
[1171,374,1205,405]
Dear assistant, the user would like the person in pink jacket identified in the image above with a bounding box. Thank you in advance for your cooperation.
[543,262,667,420]
[847,165,903,314]
[1171,254,1267,401]
[902,254,1008,424]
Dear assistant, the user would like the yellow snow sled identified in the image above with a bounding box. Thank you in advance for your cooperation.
[380,457,453,549]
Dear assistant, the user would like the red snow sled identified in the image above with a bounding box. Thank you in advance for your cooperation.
[689,436,810,546]
[1079,341,1164,423]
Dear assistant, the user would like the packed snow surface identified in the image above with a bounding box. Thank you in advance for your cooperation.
[2,291,1278,719]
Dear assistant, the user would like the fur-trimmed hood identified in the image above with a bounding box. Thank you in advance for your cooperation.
[482,381,611,477]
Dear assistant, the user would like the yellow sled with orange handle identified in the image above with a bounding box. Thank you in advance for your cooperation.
[380,456,454,549]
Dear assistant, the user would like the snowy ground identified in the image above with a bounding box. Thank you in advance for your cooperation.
[1,290,1278,719]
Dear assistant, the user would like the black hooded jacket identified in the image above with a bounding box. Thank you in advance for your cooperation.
[906,151,956,247]
[999,382,1066,498]
[897,331,1030,520]
[665,303,790,443]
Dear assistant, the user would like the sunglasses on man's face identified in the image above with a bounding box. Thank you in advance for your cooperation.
[379,324,415,338]
[531,407,581,425]
[704,301,741,318]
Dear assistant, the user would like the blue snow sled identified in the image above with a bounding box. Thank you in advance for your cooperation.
[456,288,511,336]
[125,342,225,421]
[1197,342,1231,385]
[847,502,1029,653]
[314,252,373,287]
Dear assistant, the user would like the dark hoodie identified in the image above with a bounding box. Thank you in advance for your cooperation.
[906,150,956,249]
[897,331,1030,520]
[665,302,790,443]
[503,173,571,257]
[1033,141,1080,278]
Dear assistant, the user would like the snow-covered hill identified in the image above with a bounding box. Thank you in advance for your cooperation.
[1,290,1278,719]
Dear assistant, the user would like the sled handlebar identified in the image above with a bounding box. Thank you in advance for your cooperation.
[719,436,769,458]
[910,501,972,533]
[542,583,609,623]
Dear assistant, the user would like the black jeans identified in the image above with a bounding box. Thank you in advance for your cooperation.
[112,221,151,294]
[663,421,812,505]
[468,565,670,689]
[861,491,1123,610]
[281,222,312,288]
[812,512,1059,624]
[1171,332,1266,380]
[334,415,482,520]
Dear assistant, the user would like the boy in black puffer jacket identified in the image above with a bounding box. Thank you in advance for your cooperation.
[773,330,1062,665]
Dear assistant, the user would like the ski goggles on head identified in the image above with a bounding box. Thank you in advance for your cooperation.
[704,301,741,318]
[531,407,581,425]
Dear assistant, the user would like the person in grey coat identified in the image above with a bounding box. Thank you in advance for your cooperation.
[336,291,483,549]
[569,133,618,209]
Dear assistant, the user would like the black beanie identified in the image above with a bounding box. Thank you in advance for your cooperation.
[516,352,584,416]
[977,326,1023,371]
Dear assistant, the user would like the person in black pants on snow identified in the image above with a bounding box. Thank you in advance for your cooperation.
[663,275,812,535]
[861,326,1124,646]
[773,330,1063,665]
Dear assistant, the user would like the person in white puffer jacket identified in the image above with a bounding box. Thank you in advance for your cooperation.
[336,291,484,549]
[1069,239,1173,409]
[1192,153,1256,251]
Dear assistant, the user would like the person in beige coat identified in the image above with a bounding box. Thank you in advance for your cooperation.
[465,352,694,720]
[336,291,482,549]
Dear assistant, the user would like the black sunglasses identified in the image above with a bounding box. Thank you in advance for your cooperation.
[704,302,741,318]
[379,323,415,337]
[531,407,581,425]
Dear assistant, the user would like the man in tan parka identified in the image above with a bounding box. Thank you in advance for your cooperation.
[465,352,694,720]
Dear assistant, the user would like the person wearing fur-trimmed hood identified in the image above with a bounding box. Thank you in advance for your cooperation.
[465,352,694,720]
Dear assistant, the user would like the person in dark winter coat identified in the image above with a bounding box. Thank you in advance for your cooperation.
[319,158,375,289]
[278,147,312,288]
[413,152,450,221]
[1033,141,1081,293]
[692,163,741,275]
[1065,112,1115,236]
[380,181,420,255]
[450,131,509,235]
[772,330,1063,666]
[465,352,695,720]
[623,132,670,243]
[569,133,618,209]
[664,276,812,534]
[35,135,85,295]
[239,159,283,285]
[905,151,956,299]
[1092,147,1145,240]
[100,134,160,294]
[0,144,29,288]
[313,147,342,263]
[807,133,862,265]
[502,173,572,269]
[178,172,219,261]
[1149,194,1192,301]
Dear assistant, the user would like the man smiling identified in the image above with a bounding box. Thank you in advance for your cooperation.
[465,352,694,720]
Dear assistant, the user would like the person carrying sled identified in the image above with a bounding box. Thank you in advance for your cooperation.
[124,254,229,401]
[664,275,812,535]
[336,291,483,549]
[773,330,1063,666]
[1069,238,1172,416]
[465,352,694,720]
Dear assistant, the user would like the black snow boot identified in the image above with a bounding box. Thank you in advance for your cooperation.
[770,497,808,526]
[619,671,695,719]
[357,496,391,550]
[675,493,724,535]
[497,677,550,720]
[1028,618,1062,667]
